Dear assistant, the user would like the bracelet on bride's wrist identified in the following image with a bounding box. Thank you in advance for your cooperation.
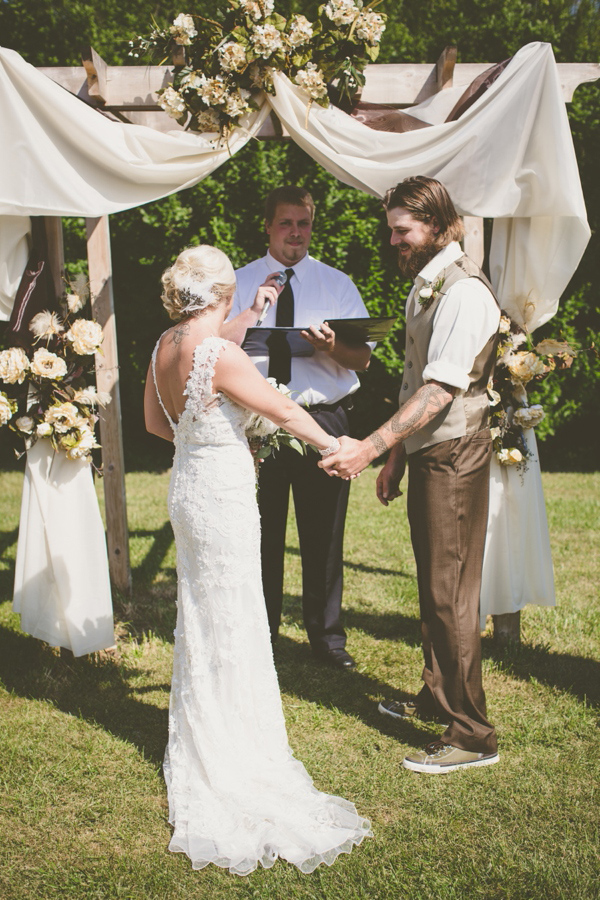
[319,438,340,458]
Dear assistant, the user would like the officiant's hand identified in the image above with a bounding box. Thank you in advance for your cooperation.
[376,448,406,507]
[300,321,336,353]
[319,435,378,479]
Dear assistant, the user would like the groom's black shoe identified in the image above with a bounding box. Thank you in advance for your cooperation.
[313,648,356,670]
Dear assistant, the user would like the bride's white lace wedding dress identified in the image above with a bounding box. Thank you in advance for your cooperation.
[151,335,371,876]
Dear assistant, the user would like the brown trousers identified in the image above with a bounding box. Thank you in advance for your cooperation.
[407,430,497,754]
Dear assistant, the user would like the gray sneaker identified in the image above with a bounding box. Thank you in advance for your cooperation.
[378,699,447,725]
[403,740,499,774]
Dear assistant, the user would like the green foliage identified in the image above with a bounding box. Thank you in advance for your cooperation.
[0,0,598,467]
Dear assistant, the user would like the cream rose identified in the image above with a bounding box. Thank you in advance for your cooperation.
[36,422,53,437]
[44,402,85,433]
[169,13,198,45]
[288,15,314,47]
[219,41,248,73]
[513,405,545,429]
[497,447,523,465]
[250,24,284,58]
[324,0,359,26]
[159,86,187,119]
[65,319,104,355]
[0,347,30,384]
[295,62,328,100]
[0,391,17,425]
[15,415,35,434]
[507,351,546,384]
[30,348,68,379]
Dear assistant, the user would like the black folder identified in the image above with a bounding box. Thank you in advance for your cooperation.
[242,316,397,357]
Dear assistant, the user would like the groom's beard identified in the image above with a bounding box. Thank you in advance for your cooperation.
[397,235,440,279]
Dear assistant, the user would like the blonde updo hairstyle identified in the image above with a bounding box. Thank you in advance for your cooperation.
[161,245,236,322]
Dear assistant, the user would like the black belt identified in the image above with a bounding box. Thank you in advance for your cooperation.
[305,395,354,414]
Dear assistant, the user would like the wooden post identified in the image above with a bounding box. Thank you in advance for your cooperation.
[43,217,65,303]
[463,214,485,266]
[86,215,132,596]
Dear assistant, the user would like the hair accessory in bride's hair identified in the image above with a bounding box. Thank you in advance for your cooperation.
[177,277,220,315]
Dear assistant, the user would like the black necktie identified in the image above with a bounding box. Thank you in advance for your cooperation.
[268,268,295,384]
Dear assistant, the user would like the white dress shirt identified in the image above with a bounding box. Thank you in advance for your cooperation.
[409,242,500,392]
[231,251,370,406]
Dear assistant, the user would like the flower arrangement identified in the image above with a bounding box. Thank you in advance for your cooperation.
[0,276,110,462]
[129,1,386,136]
[487,314,576,470]
[245,378,306,470]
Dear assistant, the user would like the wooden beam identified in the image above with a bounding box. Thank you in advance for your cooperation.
[85,215,132,596]
[81,45,108,105]
[38,61,599,113]
[436,45,457,92]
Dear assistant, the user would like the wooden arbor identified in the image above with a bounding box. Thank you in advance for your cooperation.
[35,48,599,638]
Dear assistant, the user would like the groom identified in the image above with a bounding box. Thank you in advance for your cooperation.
[320,176,500,773]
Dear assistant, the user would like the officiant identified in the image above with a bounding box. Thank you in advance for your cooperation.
[224,185,371,669]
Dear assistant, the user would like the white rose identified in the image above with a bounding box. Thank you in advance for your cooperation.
[288,15,314,47]
[0,346,31,384]
[15,415,35,434]
[169,13,197,45]
[513,405,545,429]
[324,0,359,26]
[36,422,53,437]
[63,425,99,460]
[159,86,187,119]
[65,319,104,355]
[240,0,274,21]
[355,10,386,43]
[294,62,328,100]
[250,24,284,58]
[489,427,501,439]
[418,286,433,300]
[30,348,68,380]
[246,412,279,438]
[195,108,222,133]
[219,41,248,73]
[199,76,228,106]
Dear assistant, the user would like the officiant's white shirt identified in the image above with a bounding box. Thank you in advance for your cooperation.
[409,242,501,391]
[232,251,369,406]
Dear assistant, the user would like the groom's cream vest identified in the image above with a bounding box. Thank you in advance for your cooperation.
[400,254,500,455]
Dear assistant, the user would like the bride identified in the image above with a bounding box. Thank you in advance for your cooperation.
[144,245,371,876]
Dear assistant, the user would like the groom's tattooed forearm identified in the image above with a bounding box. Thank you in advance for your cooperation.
[173,323,191,345]
[368,431,389,457]
[390,383,451,435]
[373,382,454,449]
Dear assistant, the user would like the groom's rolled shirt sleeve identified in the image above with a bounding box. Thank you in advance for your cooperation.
[422,279,500,392]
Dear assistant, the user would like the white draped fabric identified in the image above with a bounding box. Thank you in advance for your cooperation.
[13,441,114,656]
[1,41,589,625]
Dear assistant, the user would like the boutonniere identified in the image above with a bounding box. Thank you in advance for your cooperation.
[417,276,445,310]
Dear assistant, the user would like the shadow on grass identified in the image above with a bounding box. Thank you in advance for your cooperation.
[481,636,600,707]
[0,624,170,766]
[286,543,412,579]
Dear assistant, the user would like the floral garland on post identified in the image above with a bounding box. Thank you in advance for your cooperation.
[0,276,110,463]
[129,0,386,136]
[487,314,576,471]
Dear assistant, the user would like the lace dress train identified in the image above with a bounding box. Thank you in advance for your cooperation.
[152,336,371,876]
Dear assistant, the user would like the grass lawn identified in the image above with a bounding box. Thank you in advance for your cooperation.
[0,467,598,900]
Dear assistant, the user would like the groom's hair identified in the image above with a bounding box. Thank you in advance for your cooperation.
[264,186,315,224]
[383,176,465,246]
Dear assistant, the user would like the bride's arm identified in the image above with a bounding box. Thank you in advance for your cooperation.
[213,343,335,452]
[144,362,174,443]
